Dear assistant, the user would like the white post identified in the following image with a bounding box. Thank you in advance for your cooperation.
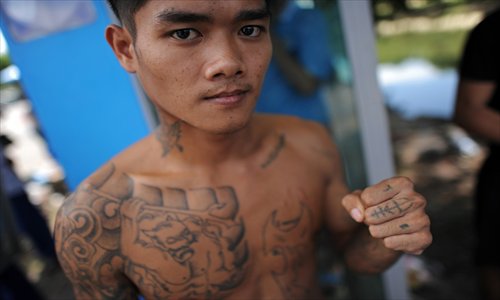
[338,1,410,299]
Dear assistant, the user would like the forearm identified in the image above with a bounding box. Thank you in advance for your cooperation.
[454,104,500,144]
[343,226,401,274]
[272,36,319,95]
[453,80,500,144]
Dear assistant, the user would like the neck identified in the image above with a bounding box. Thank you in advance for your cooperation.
[155,116,259,168]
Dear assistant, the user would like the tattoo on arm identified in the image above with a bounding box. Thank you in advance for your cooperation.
[261,134,286,169]
[156,121,184,157]
[57,164,250,299]
[55,166,137,299]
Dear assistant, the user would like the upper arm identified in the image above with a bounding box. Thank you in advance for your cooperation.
[54,186,137,300]
[454,79,500,143]
[322,147,361,250]
[298,121,359,249]
[454,13,500,142]
[454,79,495,115]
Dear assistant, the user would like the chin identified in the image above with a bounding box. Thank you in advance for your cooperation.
[208,116,252,135]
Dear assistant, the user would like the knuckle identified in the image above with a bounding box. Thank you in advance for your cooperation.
[360,189,375,206]
[412,232,432,252]
[413,194,427,208]
[423,232,433,248]
[401,176,415,187]
[341,194,355,208]
[395,176,414,190]
[383,236,396,249]
[368,225,381,238]
[422,215,431,228]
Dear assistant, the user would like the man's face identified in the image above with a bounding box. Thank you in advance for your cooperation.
[129,0,271,134]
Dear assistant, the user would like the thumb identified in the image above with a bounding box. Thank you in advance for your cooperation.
[341,190,365,223]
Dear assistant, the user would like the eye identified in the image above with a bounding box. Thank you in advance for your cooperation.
[239,25,263,37]
[171,28,201,40]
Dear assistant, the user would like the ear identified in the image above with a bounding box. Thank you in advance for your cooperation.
[105,25,137,73]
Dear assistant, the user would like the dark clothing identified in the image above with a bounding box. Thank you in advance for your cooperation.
[8,191,57,260]
[1,185,45,300]
[474,154,500,267]
[0,147,57,262]
[459,9,500,114]
[0,264,45,300]
[459,8,500,267]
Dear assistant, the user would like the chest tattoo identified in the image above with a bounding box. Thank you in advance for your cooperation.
[262,201,314,298]
[122,185,249,299]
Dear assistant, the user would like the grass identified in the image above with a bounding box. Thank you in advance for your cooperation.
[0,54,11,71]
[376,30,470,69]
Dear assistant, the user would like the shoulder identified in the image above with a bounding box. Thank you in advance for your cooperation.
[257,114,333,147]
[467,9,500,44]
[255,114,339,173]
[480,9,500,30]
[79,162,133,199]
[54,162,137,299]
[56,162,134,223]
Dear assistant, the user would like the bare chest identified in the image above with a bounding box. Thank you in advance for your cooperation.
[119,170,326,299]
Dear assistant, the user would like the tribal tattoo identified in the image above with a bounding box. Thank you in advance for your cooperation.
[55,164,249,300]
[262,200,314,298]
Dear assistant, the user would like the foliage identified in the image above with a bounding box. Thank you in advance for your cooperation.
[371,0,494,21]
[376,29,469,69]
[0,54,11,71]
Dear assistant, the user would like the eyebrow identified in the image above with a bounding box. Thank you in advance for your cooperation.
[155,10,212,24]
[235,8,270,22]
[154,7,270,25]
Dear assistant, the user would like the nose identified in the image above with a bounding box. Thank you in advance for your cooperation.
[204,36,246,80]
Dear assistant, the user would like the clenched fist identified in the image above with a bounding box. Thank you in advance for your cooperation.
[342,176,432,255]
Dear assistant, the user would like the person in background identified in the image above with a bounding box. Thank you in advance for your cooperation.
[0,147,46,300]
[453,7,500,300]
[0,139,58,269]
[255,0,334,128]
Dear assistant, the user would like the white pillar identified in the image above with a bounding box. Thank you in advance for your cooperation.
[338,1,410,299]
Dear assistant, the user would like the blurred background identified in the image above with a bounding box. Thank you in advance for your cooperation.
[0,0,498,299]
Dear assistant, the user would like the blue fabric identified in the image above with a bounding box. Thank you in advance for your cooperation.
[256,2,333,125]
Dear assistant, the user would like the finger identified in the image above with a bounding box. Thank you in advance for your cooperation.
[361,176,415,207]
[368,211,430,238]
[364,193,425,225]
[341,190,365,223]
[383,231,433,254]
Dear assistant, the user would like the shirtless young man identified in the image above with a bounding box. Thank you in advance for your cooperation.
[54,1,432,299]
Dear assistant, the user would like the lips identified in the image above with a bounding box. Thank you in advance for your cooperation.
[203,86,251,105]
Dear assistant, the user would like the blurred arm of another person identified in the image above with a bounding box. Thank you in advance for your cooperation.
[453,9,500,144]
[454,80,500,144]
[269,0,333,96]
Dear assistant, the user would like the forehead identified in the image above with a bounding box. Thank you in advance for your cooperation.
[136,0,268,25]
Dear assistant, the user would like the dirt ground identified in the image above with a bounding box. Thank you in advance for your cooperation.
[389,112,483,300]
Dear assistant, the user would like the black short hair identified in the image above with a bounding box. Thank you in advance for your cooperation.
[106,0,271,40]
[106,0,148,40]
